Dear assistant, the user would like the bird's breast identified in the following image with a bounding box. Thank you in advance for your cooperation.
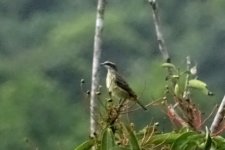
[106,72,111,89]
[106,71,115,89]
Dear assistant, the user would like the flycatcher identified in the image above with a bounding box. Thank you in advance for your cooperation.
[101,61,147,110]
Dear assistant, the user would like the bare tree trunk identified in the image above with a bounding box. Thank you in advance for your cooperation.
[90,0,106,138]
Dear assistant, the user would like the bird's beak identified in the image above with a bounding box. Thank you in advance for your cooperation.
[100,62,105,66]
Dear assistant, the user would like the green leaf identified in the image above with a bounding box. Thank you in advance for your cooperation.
[125,125,141,150]
[188,79,213,96]
[74,139,95,150]
[174,83,180,96]
[188,79,207,89]
[212,136,225,150]
[205,127,212,150]
[172,132,203,150]
[101,128,115,150]
[185,143,198,150]
[114,146,130,150]
[161,63,176,70]
[149,133,180,145]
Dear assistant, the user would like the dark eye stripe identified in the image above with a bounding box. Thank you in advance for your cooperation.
[107,63,115,67]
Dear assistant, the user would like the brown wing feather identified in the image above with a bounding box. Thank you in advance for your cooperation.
[114,72,137,98]
[115,71,147,110]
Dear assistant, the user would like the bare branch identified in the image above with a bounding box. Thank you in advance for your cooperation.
[183,56,191,99]
[210,95,225,134]
[90,0,106,137]
[148,0,170,62]
[201,104,217,126]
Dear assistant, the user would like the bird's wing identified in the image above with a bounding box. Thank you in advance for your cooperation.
[115,72,137,97]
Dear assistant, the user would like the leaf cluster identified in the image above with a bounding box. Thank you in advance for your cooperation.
[75,61,225,149]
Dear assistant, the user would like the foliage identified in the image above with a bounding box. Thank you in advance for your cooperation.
[75,126,225,150]
[75,60,225,149]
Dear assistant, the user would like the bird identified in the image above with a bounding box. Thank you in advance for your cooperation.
[101,61,147,110]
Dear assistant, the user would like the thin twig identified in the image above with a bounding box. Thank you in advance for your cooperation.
[90,0,106,137]
[144,123,158,145]
[121,98,164,114]
[148,0,170,62]
[201,104,217,127]
[210,95,225,134]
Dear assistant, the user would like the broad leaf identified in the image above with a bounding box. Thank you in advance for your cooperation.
[101,128,115,150]
[125,125,141,150]
[74,139,95,150]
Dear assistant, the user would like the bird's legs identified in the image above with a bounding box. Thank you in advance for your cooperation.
[107,91,113,102]
[118,98,127,110]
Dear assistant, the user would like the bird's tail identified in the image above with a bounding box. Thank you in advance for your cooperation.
[136,100,147,110]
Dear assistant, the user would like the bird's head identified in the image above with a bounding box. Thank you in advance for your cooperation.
[101,61,117,71]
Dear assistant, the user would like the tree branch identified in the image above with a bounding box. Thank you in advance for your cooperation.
[210,95,225,134]
[90,0,106,137]
[183,56,191,99]
[148,0,170,62]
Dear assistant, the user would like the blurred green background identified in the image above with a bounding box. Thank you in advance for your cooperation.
[0,0,224,149]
